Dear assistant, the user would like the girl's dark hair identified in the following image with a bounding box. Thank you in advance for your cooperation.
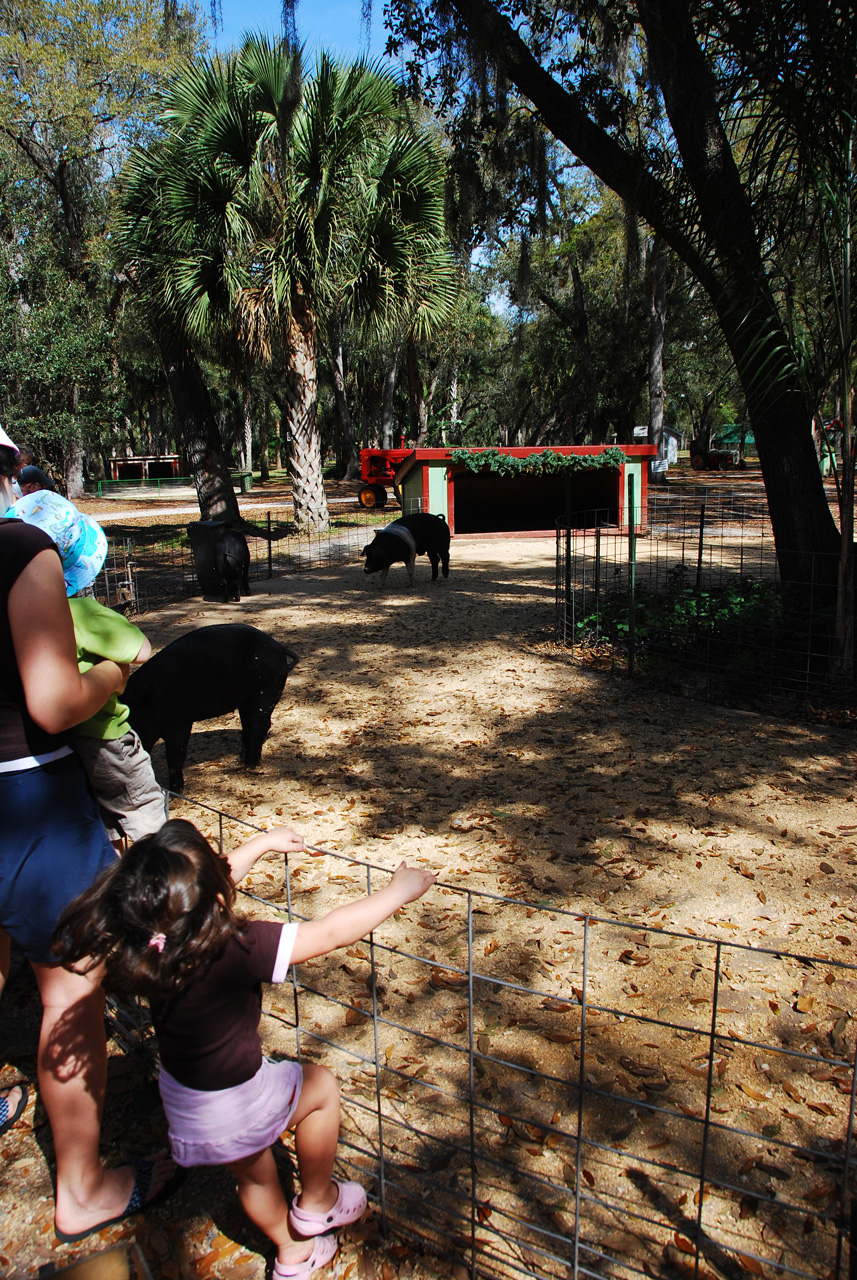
[53,819,246,997]
[0,445,17,479]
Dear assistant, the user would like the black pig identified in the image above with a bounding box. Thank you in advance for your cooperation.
[214,528,251,602]
[360,513,450,587]
[125,624,298,793]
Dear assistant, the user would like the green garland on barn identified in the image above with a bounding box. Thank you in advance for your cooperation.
[447,447,627,475]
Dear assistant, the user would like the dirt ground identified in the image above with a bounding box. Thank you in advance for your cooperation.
[1,523,856,1280]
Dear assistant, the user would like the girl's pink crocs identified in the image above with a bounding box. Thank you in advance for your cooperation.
[289,1178,367,1237]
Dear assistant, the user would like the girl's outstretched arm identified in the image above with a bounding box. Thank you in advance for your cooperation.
[291,862,437,964]
[227,826,305,884]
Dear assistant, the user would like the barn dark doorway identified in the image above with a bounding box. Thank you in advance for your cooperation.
[452,468,619,534]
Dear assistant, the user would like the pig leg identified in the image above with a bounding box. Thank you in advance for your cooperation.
[379,566,390,588]
[440,547,450,578]
[404,554,416,586]
[238,681,286,767]
[162,721,192,794]
[427,551,440,580]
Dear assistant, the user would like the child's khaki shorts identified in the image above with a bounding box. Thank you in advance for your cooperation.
[72,728,167,844]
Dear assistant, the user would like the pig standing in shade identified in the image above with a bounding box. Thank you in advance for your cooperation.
[214,528,251,602]
[360,513,450,587]
[124,623,298,793]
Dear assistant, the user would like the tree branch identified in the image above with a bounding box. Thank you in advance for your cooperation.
[445,0,718,293]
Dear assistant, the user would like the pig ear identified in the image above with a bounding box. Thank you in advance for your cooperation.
[360,545,369,557]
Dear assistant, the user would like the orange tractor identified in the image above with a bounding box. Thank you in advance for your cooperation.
[357,447,412,508]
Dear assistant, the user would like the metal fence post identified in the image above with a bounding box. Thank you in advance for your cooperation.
[694,940,722,1280]
[573,917,590,1280]
[696,499,706,590]
[594,527,601,636]
[267,511,273,579]
[467,892,478,1280]
[628,474,636,676]
[367,863,388,1237]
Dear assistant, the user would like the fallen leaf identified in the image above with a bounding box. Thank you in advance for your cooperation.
[739,1083,772,1102]
[736,1251,765,1274]
[603,1231,643,1254]
[430,966,468,990]
[805,1181,836,1202]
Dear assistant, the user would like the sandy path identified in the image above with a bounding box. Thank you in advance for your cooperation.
[1,536,855,1280]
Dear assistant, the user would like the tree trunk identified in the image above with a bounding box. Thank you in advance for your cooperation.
[326,312,361,480]
[282,297,330,532]
[65,440,86,499]
[242,383,253,475]
[159,341,243,523]
[259,408,270,483]
[380,347,400,450]
[648,236,668,486]
[66,383,85,498]
[406,336,424,442]
[718,306,841,582]
[447,363,459,446]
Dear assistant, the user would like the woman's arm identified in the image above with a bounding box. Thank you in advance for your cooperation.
[8,549,129,735]
[226,826,306,883]
[291,863,437,964]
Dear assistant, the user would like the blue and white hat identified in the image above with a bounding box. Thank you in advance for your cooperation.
[6,490,108,596]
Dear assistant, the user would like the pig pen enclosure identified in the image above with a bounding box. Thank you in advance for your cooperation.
[556,487,856,715]
[111,793,857,1280]
[2,521,857,1280]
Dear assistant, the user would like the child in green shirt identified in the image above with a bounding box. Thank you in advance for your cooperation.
[68,597,167,847]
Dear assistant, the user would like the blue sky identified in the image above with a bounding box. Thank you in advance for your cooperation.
[212,0,393,62]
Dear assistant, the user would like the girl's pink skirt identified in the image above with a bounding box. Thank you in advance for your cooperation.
[159,1056,303,1166]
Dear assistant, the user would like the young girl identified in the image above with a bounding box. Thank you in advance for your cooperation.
[54,819,437,1278]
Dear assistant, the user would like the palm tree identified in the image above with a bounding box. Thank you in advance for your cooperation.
[115,41,303,523]
[119,37,457,531]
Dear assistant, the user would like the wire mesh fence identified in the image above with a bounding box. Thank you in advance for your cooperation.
[94,505,391,612]
[555,487,855,713]
[112,794,857,1280]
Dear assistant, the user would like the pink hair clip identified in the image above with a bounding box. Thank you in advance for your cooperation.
[148,932,166,953]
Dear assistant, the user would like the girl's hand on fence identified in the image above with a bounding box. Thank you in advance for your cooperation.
[262,826,305,855]
[389,862,438,905]
[227,825,305,883]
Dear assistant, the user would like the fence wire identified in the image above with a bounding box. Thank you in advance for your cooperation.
[555,489,855,713]
[111,794,857,1280]
[94,506,391,612]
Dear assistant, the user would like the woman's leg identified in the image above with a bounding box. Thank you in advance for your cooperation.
[286,1064,341,1213]
[0,925,10,999]
[32,960,173,1237]
[227,1147,313,1265]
